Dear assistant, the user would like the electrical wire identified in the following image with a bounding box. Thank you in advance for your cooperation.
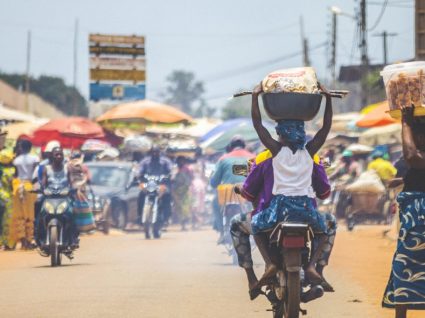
[368,0,389,32]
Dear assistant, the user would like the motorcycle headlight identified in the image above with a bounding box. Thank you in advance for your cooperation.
[146,180,158,193]
[43,201,55,214]
[56,201,69,214]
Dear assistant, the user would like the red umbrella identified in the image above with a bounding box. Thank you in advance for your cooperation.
[21,117,111,149]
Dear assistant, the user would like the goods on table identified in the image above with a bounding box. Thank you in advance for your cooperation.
[346,170,385,194]
[262,67,320,94]
[381,61,425,117]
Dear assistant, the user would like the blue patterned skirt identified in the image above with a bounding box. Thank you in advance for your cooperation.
[251,195,326,235]
[382,192,425,310]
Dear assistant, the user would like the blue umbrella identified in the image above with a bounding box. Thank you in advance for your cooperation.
[199,118,250,143]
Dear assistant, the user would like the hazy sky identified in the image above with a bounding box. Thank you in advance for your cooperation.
[0,0,414,107]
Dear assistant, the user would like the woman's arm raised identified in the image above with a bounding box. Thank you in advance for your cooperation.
[251,83,280,156]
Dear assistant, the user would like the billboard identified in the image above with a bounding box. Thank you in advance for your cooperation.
[89,33,146,101]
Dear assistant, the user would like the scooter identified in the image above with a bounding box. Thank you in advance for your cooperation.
[36,186,78,267]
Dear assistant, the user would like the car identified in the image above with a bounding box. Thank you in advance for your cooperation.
[86,161,140,231]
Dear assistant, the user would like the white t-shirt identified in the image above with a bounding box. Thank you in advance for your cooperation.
[272,147,315,198]
[13,153,40,180]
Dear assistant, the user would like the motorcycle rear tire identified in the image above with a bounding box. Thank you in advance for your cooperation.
[285,271,300,318]
[50,226,61,267]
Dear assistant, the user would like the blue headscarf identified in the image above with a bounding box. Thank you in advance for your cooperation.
[275,120,306,150]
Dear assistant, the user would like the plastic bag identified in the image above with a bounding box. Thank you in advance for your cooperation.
[262,67,319,94]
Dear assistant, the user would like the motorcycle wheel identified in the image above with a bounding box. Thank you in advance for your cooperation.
[153,222,161,239]
[50,226,61,267]
[284,271,300,318]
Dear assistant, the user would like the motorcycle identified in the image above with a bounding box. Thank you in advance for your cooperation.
[35,186,77,267]
[265,222,324,318]
[139,174,168,239]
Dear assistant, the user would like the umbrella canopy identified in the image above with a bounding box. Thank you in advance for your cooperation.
[356,101,398,128]
[201,120,275,153]
[0,103,48,122]
[21,117,106,149]
[147,118,222,138]
[3,120,49,140]
[199,118,250,143]
[96,100,193,128]
[359,123,402,146]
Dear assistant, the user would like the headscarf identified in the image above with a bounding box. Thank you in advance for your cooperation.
[0,149,14,165]
[275,120,306,150]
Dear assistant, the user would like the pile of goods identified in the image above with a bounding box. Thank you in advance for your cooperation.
[381,61,425,117]
[345,170,385,194]
[262,67,320,94]
[261,67,323,121]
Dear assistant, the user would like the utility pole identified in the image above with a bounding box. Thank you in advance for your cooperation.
[359,0,369,106]
[373,31,397,65]
[25,30,31,113]
[415,0,425,60]
[300,16,310,67]
[73,18,79,116]
[330,9,338,86]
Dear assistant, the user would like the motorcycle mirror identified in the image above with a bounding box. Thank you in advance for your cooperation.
[232,164,248,177]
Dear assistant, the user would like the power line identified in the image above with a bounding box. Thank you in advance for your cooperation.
[368,0,389,31]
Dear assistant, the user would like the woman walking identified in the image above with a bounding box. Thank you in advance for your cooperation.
[382,107,425,318]
[0,149,15,250]
[172,156,193,231]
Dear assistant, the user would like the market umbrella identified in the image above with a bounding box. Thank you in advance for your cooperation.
[96,100,193,130]
[201,120,275,152]
[3,120,48,140]
[358,123,402,146]
[199,118,249,143]
[21,117,107,149]
[356,101,398,128]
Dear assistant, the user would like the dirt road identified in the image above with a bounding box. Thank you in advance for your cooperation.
[0,225,421,318]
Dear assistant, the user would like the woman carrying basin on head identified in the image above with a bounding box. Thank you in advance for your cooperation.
[250,82,333,286]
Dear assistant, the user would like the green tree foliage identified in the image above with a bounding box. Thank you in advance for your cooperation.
[362,70,386,104]
[221,93,251,120]
[161,70,206,115]
[0,72,88,116]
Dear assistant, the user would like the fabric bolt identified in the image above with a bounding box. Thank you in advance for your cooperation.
[275,120,306,150]
[382,192,425,309]
[9,179,36,246]
[251,194,326,235]
[0,166,15,248]
[272,147,315,198]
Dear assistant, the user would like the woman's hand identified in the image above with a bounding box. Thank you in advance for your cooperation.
[318,82,332,98]
[401,105,415,125]
[252,82,263,96]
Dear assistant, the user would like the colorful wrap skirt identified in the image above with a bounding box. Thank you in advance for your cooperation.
[382,192,425,310]
[251,194,326,235]
[73,199,95,233]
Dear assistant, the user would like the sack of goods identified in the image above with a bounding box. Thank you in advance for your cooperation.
[381,61,425,118]
[262,67,320,94]
[345,170,385,194]
[261,67,322,121]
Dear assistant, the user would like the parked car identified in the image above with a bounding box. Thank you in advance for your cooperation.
[86,161,139,230]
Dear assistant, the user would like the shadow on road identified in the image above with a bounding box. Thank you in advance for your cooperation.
[33,263,93,269]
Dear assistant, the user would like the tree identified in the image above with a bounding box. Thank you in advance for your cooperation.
[221,93,251,120]
[161,70,206,115]
[0,72,88,116]
[362,70,386,105]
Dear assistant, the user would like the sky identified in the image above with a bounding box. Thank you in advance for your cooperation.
[0,0,414,108]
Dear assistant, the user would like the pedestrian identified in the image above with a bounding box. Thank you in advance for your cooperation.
[10,140,39,249]
[0,149,15,250]
[190,167,206,230]
[172,156,193,231]
[382,107,425,318]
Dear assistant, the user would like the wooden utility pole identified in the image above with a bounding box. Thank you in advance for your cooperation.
[359,0,369,106]
[373,31,397,65]
[416,0,425,60]
[73,19,79,116]
[25,30,31,113]
[331,10,337,85]
[300,16,310,67]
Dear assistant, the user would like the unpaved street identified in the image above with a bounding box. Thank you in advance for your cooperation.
[0,225,420,318]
